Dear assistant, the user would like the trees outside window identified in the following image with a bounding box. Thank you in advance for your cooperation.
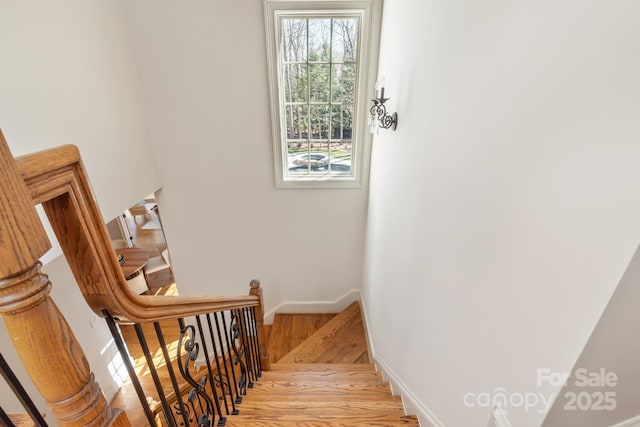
[265,0,382,187]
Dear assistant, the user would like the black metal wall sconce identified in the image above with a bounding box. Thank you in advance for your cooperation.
[369,77,397,133]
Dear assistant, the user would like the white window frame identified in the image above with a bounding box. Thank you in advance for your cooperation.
[264,0,382,188]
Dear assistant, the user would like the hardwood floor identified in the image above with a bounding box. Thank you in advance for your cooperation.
[268,313,336,363]
[108,219,410,427]
[276,302,369,364]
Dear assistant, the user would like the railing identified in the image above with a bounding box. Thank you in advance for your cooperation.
[0,130,270,426]
[106,296,264,426]
[1,352,48,427]
[105,281,267,426]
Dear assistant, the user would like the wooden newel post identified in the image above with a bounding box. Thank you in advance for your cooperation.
[0,131,130,426]
[249,279,271,371]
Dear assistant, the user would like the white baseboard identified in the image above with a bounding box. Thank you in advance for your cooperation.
[359,298,444,427]
[610,414,640,427]
[263,289,361,324]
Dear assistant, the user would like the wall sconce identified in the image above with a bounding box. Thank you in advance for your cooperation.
[369,77,397,133]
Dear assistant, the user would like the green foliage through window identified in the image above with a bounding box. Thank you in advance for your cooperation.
[281,16,358,174]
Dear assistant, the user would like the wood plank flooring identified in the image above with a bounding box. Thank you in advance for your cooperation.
[277,302,369,364]
[268,313,336,363]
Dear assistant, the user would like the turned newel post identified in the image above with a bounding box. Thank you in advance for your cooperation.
[249,279,271,371]
[0,131,130,426]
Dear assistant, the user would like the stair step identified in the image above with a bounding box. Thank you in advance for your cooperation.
[249,381,392,396]
[244,393,402,409]
[269,313,336,362]
[277,302,368,364]
[224,414,421,426]
[269,363,376,372]
[259,370,383,383]
[236,399,404,415]
[7,414,36,427]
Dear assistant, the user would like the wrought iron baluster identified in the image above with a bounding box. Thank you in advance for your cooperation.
[104,311,156,426]
[237,308,255,387]
[202,315,229,416]
[176,323,220,427]
[246,307,260,378]
[153,322,190,427]
[249,307,262,377]
[194,315,229,420]
[135,323,179,427]
[207,313,239,415]
[0,353,48,426]
[229,310,247,395]
[218,311,241,404]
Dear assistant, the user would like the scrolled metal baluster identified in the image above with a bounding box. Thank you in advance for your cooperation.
[154,322,190,427]
[195,315,229,418]
[208,312,239,414]
[249,307,262,378]
[237,308,255,387]
[177,323,223,426]
[214,312,242,415]
[134,324,179,427]
[229,310,247,395]
[219,311,242,404]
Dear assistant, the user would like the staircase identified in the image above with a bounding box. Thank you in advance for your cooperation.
[0,133,418,426]
[224,302,420,426]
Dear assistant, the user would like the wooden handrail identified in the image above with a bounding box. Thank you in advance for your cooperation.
[15,144,259,323]
[1,129,271,425]
[0,130,130,426]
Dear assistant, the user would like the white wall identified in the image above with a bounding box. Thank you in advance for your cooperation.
[0,0,160,415]
[542,245,640,427]
[118,0,368,310]
[0,1,160,222]
[363,1,640,426]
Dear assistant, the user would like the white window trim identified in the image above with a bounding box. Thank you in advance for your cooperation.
[264,0,382,188]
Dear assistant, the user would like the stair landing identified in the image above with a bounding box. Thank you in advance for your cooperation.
[273,302,369,364]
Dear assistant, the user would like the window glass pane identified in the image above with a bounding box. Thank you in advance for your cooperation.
[342,105,353,140]
[285,105,308,140]
[309,64,330,102]
[330,105,353,140]
[310,105,329,140]
[308,18,331,62]
[331,64,356,103]
[332,18,358,63]
[329,141,352,173]
[287,141,309,174]
[284,64,307,103]
[308,142,329,173]
[282,18,307,62]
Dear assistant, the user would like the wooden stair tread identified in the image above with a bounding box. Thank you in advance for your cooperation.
[269,363,376,371]
[277,302,368,364]
[237,399,405,415]
[7,414,37,427]
[268,313,336,362]
[259,370,382,383]
[248,381,393,396]
[224,414,420,426]
[240,392,402,407]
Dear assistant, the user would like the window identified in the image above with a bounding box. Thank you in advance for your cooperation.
[264,0,382,187]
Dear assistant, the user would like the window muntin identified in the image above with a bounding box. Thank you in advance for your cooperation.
[280,15,360,178]
[265,0,381,188]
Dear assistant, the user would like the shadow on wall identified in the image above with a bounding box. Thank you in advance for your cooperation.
[542,245,640,427]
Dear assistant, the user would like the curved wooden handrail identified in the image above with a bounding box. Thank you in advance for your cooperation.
[15,144,259,323]
[0,131,131,426]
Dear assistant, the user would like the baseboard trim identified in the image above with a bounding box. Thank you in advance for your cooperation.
[263,289,361,324]
[610,414,640,427]
[360,297,445,427]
